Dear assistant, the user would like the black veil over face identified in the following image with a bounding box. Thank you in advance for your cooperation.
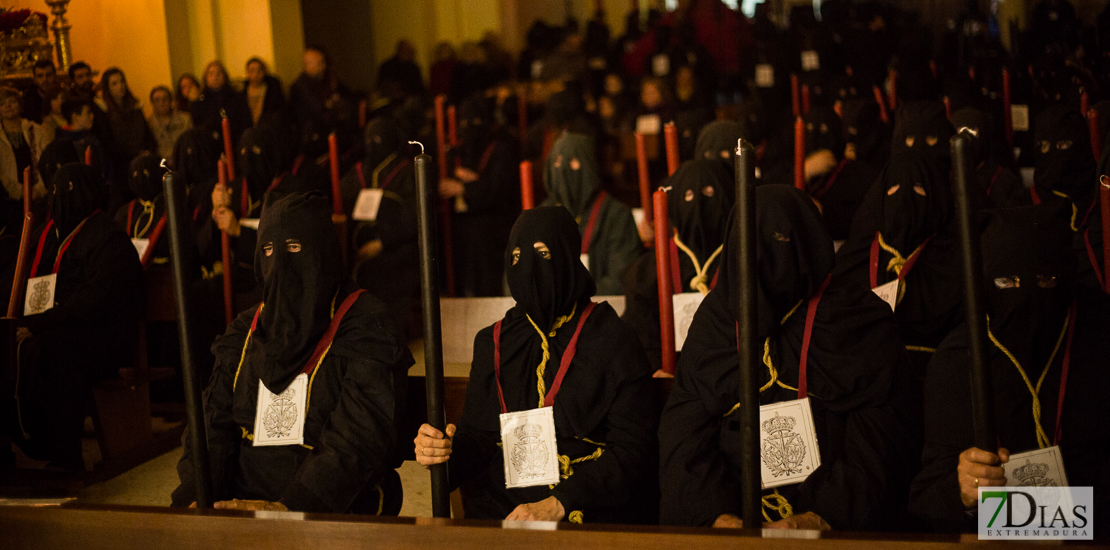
[694,120,747,169]
[172,127,221,190]
[248,191,345,391]
[712,185,834,337]
[51,163,105,235]
[1033,104,1095,201]
[981,199,1076,355]
[545,132,602,218]
[891,100,954,166]
[666,159,733,274]
[128,152,167,202]
[872,149,953,253]
[363,115,406,169]
[505,206,595,330]
[238,126,285,200]
[458,94,493,167]
[804,106,844,155]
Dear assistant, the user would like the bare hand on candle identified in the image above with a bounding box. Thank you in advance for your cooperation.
[454,167,479,183]
[652,369,674,378]
[637,219,654,245]
[803,150,837,181]
[958,447,1010,508]
[712,514,744,528]
[211,183,231,210]
[764,511,831,530]
[212,207,240,237]
[505,496,565,522]
[438,178,464,199]
[414,423,455,467]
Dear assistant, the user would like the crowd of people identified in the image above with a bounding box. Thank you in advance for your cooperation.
[1,0,1109,537]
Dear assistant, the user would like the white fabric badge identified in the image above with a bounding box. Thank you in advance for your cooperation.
[579,253,590,271]
[353,189,384,221]
[872,279,900,312]
[1011,105,1030,132]
[801,50,820,71]
[131,238,150,262]
[24,273,57,316]
[756,64,775,88]
[635,114,662,135]
[652,53,670,76]
[673,292,705,351]
[1005,446,1069,487]
[239,218,260,230]
[253,374,309,447]
[631,207,645,228]
[759,398,821,488]
[500,406,560,488]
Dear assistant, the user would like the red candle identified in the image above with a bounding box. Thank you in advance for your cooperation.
[1002,68,1013,147]
[84,145,93,166]
[217,159,233,324]
[447,105,459,147]
[358,99,367,129]
[943,96,952,119]
[1081,91,1090,120]
[328,133,342,214]
[873,85,889,125]
[664,122,680,176]
[434,95,447,180]
[653,188,676,375]
[801,84,811,115]
[790,73,801,119]
[21,166,30,216]
[794,116,806,191]
[635,132,652,222]
[221,116,236,181]
[6,210,33,318]
[519,160,534,210]
[888,68,897,111]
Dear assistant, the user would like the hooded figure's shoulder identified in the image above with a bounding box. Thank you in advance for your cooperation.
[331,289,414,369]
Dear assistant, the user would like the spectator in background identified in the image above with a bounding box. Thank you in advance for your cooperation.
[0,87,48,202]
[40,99,108,194]
[377,40,425,100]
[244,57,286,127]
[175,73,201,113]
[67,61,94,99]
[39,85,67,144]
[99,67,156,210]
[148,85,192,160]
[290,46,353,131]
[429,42,456,99]
[191,60,250,142]
[21,59,55,123]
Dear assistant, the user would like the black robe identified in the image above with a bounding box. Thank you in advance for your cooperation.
[172,193,414,513]
[450,206,659,524]
[909,202,1110,533]
[660,185,919,530]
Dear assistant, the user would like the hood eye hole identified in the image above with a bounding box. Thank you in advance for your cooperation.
[1040,141,1052,154]
[553,155,562,168]
[263,243,274,257]
[770,231,790,242]
[993,276,1020,289]
[701,186,715,197]
[913,184,926,196]
[511,247,521,265]
[533,241,551,259]
[886,184,900,196]
[819,123,828,133]
[1056,140,1072,150]
[570,158,581,171]
[904,136,915,147]
[925,136,938,146]
[719,150,730,159]
[684,189,694,201]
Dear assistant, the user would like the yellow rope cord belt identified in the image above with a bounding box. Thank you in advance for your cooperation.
[133,199,156,238]
[672,231,724,295]
[985,314,1069,449]
[905,345,937,353]
[1050,190,1079,231]
[525,303,577,408]
[721,299,806,520]
[876,232,927,304]
[371,152,398,189]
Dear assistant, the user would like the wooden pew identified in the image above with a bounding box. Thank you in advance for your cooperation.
[0,502,986,550]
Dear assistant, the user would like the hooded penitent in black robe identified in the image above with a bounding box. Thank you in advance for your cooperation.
[339,115,419,332]
[114,152,170,266]
[909,200,1110,533]
[832,149,965,377]
[621,159,733,370]
[693,120,747,170]
[811,99,885,241]
[449,206,658,524]
[1073,144,1109,293]
[659,185,919,530]
[9,163,142,470]
[172,192,414,514]
[542,132,640,296]
[948,107,1033,211]
[450,95,519,297]
[1033,104,1097,216]
[172,127,222,267]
